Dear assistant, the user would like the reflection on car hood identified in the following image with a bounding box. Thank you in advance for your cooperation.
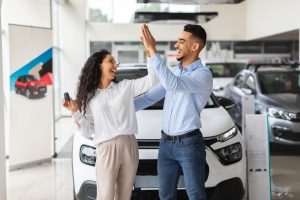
[28,80,47,86]
[213,78,232,89]
[135,107,235,139]
[200,107,235,137]
[261,94,300,112]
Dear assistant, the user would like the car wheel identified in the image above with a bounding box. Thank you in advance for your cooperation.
[15,87,19,94]
[25,89,32,98]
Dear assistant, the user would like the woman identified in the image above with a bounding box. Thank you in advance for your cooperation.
[62,49,157,200]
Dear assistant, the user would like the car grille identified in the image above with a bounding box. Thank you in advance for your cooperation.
[137,137,216,149]
[39,86,46,91]
[137,160,209,182]
[293,113,300,122]
[136,138,213,178]
[273,127,300,141]
[138,139,160,149]
[137,160,158,175]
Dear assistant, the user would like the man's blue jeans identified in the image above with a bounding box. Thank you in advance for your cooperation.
[158,134,207,200]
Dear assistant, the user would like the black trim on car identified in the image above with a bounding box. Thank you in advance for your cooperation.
[138,139,160,149]
[74,168,243,200]
[76,180,97,200]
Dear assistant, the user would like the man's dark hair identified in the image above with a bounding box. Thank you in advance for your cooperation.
[184,24,207,47]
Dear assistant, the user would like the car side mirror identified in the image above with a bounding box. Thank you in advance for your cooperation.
[213,85,224,92]
[241,88,254,95]
[217,97,235,110]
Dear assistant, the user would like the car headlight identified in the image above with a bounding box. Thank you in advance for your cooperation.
[216,127,238,142]
[267,107,297,121]
[80,145,96,166]
[215,142,242,165]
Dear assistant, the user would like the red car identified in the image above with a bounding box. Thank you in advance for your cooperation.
[15,75,47,98]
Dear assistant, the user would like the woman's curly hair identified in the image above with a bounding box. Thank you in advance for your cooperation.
[76,49,111,116]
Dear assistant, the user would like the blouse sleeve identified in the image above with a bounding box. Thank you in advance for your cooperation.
[72,105,95,138]
[128,62,159,97]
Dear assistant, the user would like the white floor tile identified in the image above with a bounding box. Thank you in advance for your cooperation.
[8,159,73,200]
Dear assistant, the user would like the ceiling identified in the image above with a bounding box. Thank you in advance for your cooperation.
[134,11,218,23]
[134,0,244,24]
[256,29,299,41]
[137,0,245,4]
[134,0,299,42]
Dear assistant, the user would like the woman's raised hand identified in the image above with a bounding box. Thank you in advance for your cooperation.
[62,98,78,114]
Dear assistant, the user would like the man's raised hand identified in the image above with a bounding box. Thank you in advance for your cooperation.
[140,24,157,57]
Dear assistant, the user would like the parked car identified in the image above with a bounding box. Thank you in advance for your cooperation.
[72,65,246,200]
[205,60,247,97]
[14,75,47,98]
[224,62,300,145]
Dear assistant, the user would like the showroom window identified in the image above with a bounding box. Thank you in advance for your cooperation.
[118,51,139,64]
[90,42,112,54]
[88,0,113,22]
[88,0,198,23]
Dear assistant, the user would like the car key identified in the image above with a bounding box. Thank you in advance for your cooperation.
[64,92,70,101]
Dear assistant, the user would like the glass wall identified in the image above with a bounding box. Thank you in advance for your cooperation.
[87,0,198,23]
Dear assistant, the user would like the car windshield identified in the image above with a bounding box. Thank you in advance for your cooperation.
[206,63,245,78]
[259,71,300,94]
[116,69,217,109]
[26,75,37,81]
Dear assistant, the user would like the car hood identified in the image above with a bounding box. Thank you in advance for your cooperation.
[200,107,235,137]
[29,80,47,86]
[213,78,233,90]
[135,107,235,139]
[260,94,300,112]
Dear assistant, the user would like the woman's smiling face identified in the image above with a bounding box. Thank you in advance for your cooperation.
[100,54,118,81]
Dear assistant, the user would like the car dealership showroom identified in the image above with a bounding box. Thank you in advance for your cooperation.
[0,0,300,200]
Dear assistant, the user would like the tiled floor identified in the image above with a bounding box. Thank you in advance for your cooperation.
[270,144,300,200]
[8,159,73,200]
[6,154,300,200]
[272,156,300,199]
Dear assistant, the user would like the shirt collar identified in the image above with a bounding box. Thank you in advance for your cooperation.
[179,59,202,72]
[97,81,116,91]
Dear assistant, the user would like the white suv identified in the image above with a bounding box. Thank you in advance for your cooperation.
[72,66,246,200]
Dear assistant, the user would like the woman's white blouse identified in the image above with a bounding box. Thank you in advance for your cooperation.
[72,65,158,145]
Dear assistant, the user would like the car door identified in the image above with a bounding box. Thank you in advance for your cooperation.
[243,74,261,114]
[226,72,248,126]
[19,76,27,93]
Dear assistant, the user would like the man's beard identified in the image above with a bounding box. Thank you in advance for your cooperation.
[176,56,183,61]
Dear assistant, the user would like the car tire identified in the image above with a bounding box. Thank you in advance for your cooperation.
[25,89,32,98]
[15,87,20,94]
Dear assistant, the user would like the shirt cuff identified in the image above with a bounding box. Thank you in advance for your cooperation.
[148,54,161,70]
[72,110,82,121]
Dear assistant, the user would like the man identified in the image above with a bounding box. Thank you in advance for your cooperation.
[135,24,213,200]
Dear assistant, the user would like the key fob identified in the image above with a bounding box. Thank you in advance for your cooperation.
[64,92,70,101]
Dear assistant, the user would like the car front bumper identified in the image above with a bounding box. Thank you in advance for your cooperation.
[268,116,300,145]
[75,178,244,200]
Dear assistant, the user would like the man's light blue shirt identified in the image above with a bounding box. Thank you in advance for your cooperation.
[134,54,213,136]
